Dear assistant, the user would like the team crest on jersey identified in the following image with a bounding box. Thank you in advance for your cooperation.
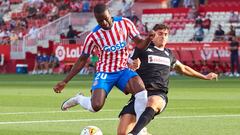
[119,29,124,36]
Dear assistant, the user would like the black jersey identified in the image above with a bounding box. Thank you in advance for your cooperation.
[131,43,177,94]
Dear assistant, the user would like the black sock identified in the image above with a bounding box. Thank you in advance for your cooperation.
[129,107,156,135]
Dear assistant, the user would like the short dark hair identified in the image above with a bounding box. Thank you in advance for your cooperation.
[152,24,169,31]
[94,4,107,14]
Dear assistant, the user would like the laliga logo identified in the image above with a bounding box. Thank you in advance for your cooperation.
[103,41,126,52]
[55,45,82,61]
[55,46,65,61]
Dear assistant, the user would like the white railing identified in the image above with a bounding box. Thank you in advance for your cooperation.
[10,12,94,59]
[10,40,25,59]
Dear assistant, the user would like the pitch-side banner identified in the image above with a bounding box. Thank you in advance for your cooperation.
[0,45,10,61]
[167,42,239,62]
[53,44,83,62]
[53,42,239,62]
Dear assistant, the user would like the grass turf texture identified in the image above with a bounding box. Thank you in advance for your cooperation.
[0,74,239,135]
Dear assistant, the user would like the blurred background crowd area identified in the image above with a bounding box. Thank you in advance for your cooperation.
[0,0,239,77]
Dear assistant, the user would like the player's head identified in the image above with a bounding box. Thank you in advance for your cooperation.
[94,4,113,30]
[152,24,169,47]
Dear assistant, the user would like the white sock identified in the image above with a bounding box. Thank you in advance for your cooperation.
[134,90,148,121]
[76,95,95,112]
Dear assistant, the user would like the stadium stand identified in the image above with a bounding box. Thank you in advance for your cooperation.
[141,4,240,43]
[0,0,239,76]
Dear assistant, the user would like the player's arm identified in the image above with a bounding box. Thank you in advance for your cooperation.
[53,54,89,93]
[128,58,141,71]
[54,33,95,93]
[124,17,155,50]
[173,60,218,80]
[132,30,155,50]
[127,48,142,70]
[63,54,89,83]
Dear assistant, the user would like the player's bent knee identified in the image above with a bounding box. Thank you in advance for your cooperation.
[147,96,165,112]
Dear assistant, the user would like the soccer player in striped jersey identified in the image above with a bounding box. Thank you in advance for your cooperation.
[53,3,155,123]
[117,24,218,135]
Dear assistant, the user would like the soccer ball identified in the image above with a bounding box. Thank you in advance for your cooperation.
[80,126,103,135]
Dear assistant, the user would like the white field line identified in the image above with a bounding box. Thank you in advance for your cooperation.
[0,110,110,115]
[1,106,240,115]
[0,114,240,125]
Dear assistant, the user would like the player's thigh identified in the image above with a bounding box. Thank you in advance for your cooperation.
[124,75,145,95]
[92,72,117,95]
[91,72,116,109]
[117,114,136,135]
[147,95,167,113]
[91,89,107,108]
[120,74,145,94]
[116,69,144,94]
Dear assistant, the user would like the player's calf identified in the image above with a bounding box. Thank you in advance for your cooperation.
[91,89,107,112]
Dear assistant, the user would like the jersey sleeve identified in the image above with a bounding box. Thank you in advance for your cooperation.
[129,47,142,60]
[82,32,95,56]
[123,18,140,39]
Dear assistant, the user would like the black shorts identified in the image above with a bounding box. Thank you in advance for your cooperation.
[118,90,168,118]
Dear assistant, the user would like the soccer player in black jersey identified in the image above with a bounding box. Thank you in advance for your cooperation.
[117,24,218,135]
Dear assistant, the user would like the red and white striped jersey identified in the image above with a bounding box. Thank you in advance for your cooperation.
[82,16,140,72]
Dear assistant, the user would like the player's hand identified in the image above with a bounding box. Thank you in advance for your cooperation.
[131,58,141,71]
[205,72,218,80]
[148,30,156,41]
[53,81,67,93]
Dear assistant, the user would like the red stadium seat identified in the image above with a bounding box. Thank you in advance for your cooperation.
[21,12,28,19]
[11,13,18,20]
[180,13,187,18]
[200,12,206,17]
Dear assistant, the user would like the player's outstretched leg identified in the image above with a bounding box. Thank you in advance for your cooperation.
[125,76,148,121]
[129,95,167,135]
[61,89,106,112]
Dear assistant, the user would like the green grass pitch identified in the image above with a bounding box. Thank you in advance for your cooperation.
[0,74,239,135]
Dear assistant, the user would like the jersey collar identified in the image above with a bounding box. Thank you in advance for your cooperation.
[154,46,164,51]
